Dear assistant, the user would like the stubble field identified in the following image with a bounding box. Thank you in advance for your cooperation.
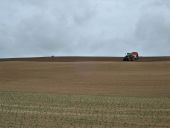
[0,57,170,127]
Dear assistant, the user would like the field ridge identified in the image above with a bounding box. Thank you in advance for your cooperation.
[1,56,170,62]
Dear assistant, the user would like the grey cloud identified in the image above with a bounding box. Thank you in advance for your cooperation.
[135,2,170,55]
[0,0,170,57]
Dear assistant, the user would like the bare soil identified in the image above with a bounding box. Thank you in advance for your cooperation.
[0,57,170,96]
[1,56,170,62]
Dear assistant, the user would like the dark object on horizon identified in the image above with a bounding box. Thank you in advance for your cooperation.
[123,52,139,61]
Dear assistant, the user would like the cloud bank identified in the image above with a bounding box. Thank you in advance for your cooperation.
[0,0,170,57]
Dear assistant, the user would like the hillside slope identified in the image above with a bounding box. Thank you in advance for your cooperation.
[0,60,170,96]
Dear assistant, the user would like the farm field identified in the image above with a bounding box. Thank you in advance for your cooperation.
[0,92,170,128]
[0,57,170,127]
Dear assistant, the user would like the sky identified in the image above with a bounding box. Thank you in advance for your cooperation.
[0,0,170,57]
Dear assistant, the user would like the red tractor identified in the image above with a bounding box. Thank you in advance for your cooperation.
[123,52,139,61]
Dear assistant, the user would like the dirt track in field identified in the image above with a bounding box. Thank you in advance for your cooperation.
[0,57,170,96]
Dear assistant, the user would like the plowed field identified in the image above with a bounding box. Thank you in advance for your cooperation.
[0,58,170,96]
[0,57,170,128]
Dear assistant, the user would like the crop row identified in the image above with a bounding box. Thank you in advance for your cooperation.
[0,92,170,128]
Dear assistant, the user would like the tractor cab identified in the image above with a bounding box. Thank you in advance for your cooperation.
[123,52,139,61]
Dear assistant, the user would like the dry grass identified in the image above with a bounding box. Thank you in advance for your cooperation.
[0,92,170,128]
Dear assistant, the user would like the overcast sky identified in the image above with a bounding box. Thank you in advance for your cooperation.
[0,0,170,57]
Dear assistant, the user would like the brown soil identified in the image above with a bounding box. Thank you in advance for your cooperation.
[0,57,170,96]
[1,56,170,62]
